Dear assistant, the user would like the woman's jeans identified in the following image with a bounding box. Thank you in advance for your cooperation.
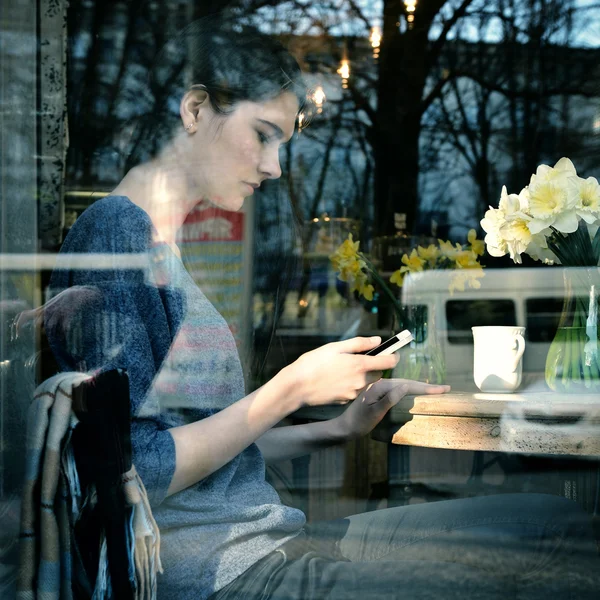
[211,493,599,599]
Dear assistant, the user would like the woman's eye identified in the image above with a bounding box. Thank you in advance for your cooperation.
[256,131,269,145]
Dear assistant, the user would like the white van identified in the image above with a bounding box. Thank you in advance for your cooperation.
[400,267,597,376]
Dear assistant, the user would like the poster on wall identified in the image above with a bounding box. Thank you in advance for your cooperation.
[178,198,254,369]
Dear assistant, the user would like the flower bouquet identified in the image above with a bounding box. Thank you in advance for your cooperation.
[330,231,485,383]
[481,157,600,392]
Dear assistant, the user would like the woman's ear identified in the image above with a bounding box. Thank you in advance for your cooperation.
[180,85,209,133]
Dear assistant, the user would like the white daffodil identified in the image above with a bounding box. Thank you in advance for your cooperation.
[481,206,507,257]
[526,177,578,234]
[480,186,524,258]
[526,232,558,264]
[529,157,577,187]
[499,210,533,264]
[516,186,531,212]
[567,176,600,224]
[499,184,522,214]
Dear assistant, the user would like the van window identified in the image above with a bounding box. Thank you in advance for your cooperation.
[446,300,517,344]
[526,297,583,342]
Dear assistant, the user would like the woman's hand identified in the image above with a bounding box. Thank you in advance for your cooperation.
[334,379,451,440]
[283,337,399,409]
[12,286,101,338]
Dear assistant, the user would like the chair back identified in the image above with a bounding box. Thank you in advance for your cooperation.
[71,369,136,599]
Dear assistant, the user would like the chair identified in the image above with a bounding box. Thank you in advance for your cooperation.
[70,369,136,599]
[14,368,142,599]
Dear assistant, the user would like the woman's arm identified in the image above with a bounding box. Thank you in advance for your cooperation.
[166,367,298,496]
[255,379,451,464]
[166,336,399,496]
[255,419,346,464]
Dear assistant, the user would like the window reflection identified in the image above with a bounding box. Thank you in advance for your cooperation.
[446,299,517,345]
[3,1,600,598]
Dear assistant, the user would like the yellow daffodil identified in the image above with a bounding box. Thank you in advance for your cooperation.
[449,269,485,295]
[357,281,375,301]
[337,257,364,282]
[330,231,485,305]
[330,235,362,274]
[467,229,485,256]
[401,249,425,272]
[390,269,404,287]
[455,250,480,269]
[348,271,373,301]
[330,236,375,302]
[438,239,462,259]
[417,244,439,265]
[331,234,360,261]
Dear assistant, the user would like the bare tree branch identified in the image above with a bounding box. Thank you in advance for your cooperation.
[455,69,599,99]
[348,80,376,126]
[438,92,475,171]
[450,77,479,160]
[428,0,476,69]
[345,0,373,32]
[420,70,453,115]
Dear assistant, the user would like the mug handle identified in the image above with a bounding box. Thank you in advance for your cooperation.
[511,334,525,372]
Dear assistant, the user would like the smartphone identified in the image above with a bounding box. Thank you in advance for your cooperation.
[364,330,414,356]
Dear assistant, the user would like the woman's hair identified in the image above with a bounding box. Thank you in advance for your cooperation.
[125,16,308,170]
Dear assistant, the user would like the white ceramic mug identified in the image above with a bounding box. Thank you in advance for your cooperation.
[472,326,526,393]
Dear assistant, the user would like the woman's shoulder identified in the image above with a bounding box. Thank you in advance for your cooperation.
[82,195,152,228]
[65,195,154,253]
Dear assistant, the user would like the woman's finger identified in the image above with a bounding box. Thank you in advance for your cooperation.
[384,378,451,395]
[403,381,451,395]
[365,371,383,386]
[360,353,399,373]
[334,336,381,354]
[389,383,411,405]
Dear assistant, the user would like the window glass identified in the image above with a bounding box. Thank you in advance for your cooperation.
[3,2,600,595]
[400,304,429,344]
[526,297,587,342]
[446,299,517,344]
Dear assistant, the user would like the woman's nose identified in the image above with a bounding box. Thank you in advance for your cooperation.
[259,148,282,180]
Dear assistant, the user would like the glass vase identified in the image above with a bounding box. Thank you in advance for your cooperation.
[392,304,446,384]
[545,268,600,393]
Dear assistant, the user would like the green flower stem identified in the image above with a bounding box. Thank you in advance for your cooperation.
[592,227,600,263]
[578,289,600,385]
[547,241,572,266]
[581,329,592,387]
[549,233,581,266]
[562,327,572,386]
[577,222,595,262]
[549,267,600,389]
[588,347,600,384]
[360,253,403,316]
[548,223,597,266]
[571,328,582,384]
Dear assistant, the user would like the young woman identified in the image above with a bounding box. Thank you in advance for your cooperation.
[46,18,600,600]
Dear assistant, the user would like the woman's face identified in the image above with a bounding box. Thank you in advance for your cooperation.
[190,91,298,211]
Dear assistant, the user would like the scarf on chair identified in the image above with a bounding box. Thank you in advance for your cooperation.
[16,372,162,600]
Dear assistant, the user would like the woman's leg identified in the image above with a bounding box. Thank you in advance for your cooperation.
[330,493,599,598]
[214,493,599,599]
[215,538,510,600]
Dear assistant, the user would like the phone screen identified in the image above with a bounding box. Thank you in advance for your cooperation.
[364,330,413,356]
